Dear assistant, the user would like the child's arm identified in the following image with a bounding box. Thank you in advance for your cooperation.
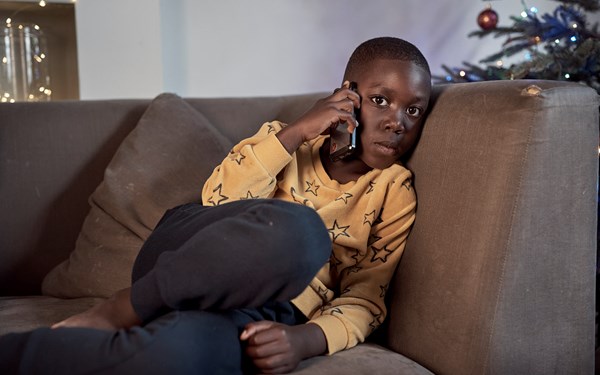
[240,321,327,374]
[202,82,359,206]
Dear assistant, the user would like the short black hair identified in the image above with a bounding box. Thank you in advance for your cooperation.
[343,37,431,79]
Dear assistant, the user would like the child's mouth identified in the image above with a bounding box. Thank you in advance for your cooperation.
[374,142,398,155]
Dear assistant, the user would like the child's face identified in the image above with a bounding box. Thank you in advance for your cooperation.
[349,59,431,170]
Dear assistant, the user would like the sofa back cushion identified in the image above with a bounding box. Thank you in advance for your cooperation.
[0,99,148,295]
[41,94,232,297]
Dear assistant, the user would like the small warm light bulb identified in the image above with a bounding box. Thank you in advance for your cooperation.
[459,70,466,77]
[496,60,504,67]
[39,87,45,92]
[39,0,46,7]
[6,18,11,25]
[564,73,571,79]
[40,53,45,59]
[521,11,528,18]
[1,57,7,64]
[34,25,40,30]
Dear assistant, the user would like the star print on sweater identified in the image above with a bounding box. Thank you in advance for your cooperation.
[366,181,376,194]
[328,220,350,242]
[329,252,343,268]
[369,312,384,333]
[305,180,320,196]
[335,192,353,204]
[207,183,229,206]
[345,265,362,275]
[350,249,362,263]
[266,123,278,134]
[228,150,246,165]
[363,210,376,226]
[320,303,344,315]
[379,284,389,298]
[241,191,258,200]
[370,245,395,263]
[290,187,310,206]
[368,234,382,246]
[317,286,334,302]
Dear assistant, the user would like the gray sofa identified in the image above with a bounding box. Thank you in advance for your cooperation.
[0,80,598,374]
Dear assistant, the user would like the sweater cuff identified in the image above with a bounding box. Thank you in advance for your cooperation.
[252,133,293,177]
[130,270,169,323]
[309,314,349,355]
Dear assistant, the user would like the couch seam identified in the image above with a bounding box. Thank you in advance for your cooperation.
[480,93,537,374]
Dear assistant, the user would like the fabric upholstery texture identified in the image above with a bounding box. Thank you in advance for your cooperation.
[291,343,434,375]
[387,81,599,374]
[41,93,233,298]
[0,296,103,335]
[0,99,149,295]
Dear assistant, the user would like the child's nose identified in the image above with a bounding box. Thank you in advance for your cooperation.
[384,118,405,134]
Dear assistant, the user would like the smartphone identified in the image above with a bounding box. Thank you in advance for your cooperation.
[329,82,359,162]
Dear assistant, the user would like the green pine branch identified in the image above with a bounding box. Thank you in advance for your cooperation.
[436,0,600,94]
[553,0,600,12]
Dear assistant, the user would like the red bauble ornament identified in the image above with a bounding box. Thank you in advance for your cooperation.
[477,7,499,30]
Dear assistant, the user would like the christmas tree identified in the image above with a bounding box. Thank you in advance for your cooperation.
[438,0,600,94]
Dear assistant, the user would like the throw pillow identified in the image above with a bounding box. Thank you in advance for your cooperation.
[41,93,233,298]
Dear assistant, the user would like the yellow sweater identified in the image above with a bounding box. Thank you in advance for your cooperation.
[202,121,416,354]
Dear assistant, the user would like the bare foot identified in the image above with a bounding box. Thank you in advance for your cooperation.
[52,287,142,330]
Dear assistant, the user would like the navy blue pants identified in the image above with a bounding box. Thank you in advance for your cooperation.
[0,199,331,374]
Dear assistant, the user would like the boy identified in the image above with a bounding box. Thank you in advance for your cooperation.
[0,37,431,374]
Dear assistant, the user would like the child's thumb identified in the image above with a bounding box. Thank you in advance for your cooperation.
[239,320,275,341]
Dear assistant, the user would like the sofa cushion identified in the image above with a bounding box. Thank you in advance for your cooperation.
[41,93,233,298]
[290,343,434,375]
[0,296,104,335]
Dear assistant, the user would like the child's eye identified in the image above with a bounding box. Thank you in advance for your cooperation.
[407,106,422,117]
[370,96,389,106]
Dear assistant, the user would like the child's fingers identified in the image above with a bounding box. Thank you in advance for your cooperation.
[347,118,359,133]
[333,89,360,110]
[240,320,276,341]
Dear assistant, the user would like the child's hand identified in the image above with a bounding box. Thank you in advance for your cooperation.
[276,81,360,155]
[240,320,327,374]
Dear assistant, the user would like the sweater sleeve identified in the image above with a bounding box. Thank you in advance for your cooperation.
[202,121,292,205]
[305,175,416,354]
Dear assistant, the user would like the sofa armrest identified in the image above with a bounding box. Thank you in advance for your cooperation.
[387,80,599,374]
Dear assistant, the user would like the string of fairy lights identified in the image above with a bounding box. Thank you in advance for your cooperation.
[1,0,76,102]
[449,2,586,82]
